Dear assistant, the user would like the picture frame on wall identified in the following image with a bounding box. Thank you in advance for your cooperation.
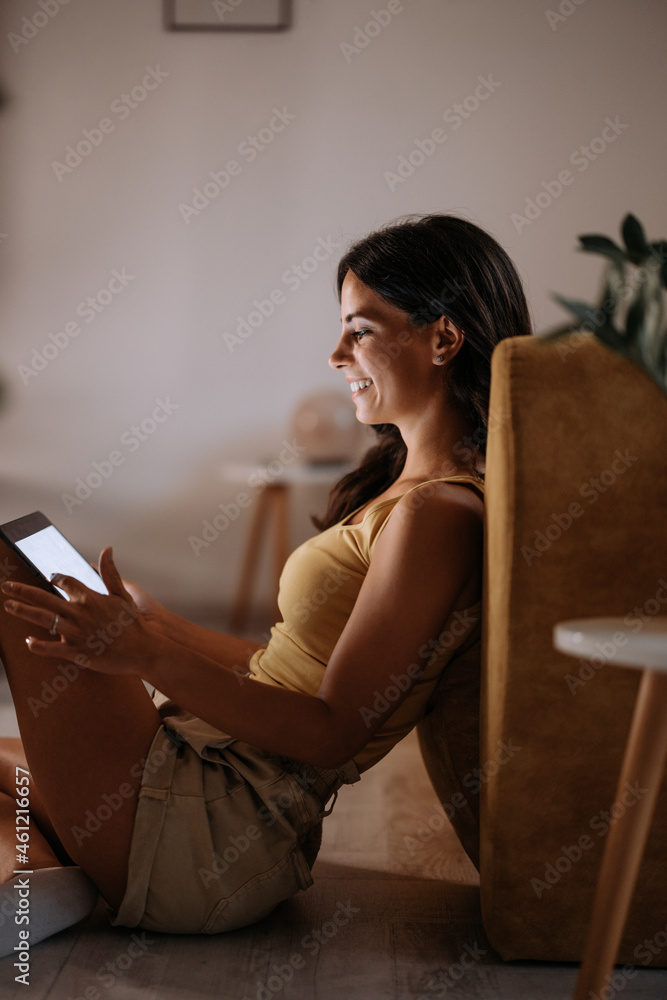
[165,0,292,31]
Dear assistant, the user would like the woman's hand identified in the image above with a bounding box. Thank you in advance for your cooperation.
[121,577,169,634]
[1,547,157,677]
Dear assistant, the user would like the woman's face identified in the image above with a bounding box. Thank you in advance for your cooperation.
[329,270,441,427]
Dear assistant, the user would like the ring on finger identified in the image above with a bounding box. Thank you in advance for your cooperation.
[49,614,60,636]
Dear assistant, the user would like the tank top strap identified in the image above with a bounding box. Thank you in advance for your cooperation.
[339,474,484,529]
[399,475,485,500]
[364,475,484,554]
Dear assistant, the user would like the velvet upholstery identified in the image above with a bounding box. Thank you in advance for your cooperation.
[417,621,482,870]
[483,331,667,963]
[418,331,667,965]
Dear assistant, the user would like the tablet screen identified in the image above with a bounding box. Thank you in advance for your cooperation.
[15,525,108,600]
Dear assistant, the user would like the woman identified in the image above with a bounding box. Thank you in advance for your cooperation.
[0,214,532,951]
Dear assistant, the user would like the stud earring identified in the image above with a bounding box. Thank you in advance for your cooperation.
[435,355,445,363]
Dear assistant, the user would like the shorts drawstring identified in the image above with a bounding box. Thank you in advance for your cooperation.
[278,755,361,817]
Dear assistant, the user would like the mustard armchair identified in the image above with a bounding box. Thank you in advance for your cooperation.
[418,331,667,965]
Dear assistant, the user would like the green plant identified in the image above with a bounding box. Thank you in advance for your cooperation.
[553,213,667,392]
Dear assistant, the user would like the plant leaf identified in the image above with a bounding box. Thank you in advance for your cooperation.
[649,240,667,288]
[578,234,625,263]
[541,321,579,343]
[621,214,649,263]
[625,292,644,347]
[556,215,667,398]
[635,259,665,373]
[594,322,631,356]
[598,259,625,318]
[551,294,598,328]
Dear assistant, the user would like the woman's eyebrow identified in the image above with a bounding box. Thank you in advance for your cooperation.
[343,311,378,324]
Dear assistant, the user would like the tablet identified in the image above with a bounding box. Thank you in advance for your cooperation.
[0,511,108,600]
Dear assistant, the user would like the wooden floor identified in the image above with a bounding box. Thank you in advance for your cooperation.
[1,677,666,997]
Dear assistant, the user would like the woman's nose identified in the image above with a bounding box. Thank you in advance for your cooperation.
[328,333,351,369]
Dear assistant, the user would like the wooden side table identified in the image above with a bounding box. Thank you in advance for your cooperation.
[553,617,667,1000]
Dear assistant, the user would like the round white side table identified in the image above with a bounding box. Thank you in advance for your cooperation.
[553,617,667,1000]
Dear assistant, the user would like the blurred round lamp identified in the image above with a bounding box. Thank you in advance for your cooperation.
[289,391,361,465]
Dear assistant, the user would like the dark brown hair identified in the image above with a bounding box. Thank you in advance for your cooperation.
[314,214,532,530]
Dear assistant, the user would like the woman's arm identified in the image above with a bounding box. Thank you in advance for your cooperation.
[2,483,482,769]
[144,481,483,765]
[122,578,265,667]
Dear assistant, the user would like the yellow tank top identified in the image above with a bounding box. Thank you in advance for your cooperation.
[248,475,484,772]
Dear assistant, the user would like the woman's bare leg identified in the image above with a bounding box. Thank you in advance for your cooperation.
[0,737,72,866]
[0,791,61,879]
[0,779,100,957]
[0,541,162,910]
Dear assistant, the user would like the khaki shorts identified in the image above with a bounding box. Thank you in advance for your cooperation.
[110,711,360,935]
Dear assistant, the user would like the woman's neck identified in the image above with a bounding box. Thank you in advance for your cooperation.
[396,403,481,483]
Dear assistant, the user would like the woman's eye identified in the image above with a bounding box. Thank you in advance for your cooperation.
[352,330,369,341]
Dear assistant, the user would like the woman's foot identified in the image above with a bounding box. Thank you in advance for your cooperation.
[0,865,98,959]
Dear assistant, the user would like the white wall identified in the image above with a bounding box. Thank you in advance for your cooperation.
[0,0,665,613]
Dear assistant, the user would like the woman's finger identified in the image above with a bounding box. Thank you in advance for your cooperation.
[25,632,126,673]
[98,547,132,602]
[1,580,63,614]
[25,635,74,659]
[49,573,89,602]
[3,599,65,636]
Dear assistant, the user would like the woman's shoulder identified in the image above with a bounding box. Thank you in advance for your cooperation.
[367,476,484,606]
[395,476,484,516]
[370,476,484,557]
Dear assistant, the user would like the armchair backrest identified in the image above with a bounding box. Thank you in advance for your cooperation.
[481,331,667,963]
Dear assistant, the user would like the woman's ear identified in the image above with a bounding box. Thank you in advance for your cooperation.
[431,316,465,366]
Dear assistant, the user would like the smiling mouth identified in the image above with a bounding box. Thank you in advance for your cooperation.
[350,379,373,393]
